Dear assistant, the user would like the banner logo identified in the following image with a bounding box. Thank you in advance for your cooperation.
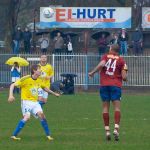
[40,7,131,28]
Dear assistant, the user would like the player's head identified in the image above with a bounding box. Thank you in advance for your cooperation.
[40,55,47,64]
[31,64,41,76]
[109,44,120,54]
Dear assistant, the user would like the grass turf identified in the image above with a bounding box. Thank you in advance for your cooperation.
[0,91,150,150]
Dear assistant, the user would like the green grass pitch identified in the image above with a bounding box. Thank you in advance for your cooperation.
[0,91,150,150]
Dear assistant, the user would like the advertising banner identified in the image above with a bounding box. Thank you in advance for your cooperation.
[142,7,150,28]
[40,7,131,28]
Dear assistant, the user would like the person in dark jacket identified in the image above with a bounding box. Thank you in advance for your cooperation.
[12,26,23,54]
[118,28,129,55]
[62,76,74,94]
[97,34,108,55]
[110,33,120,45]
[132,28,143,55]
[23,27,32,53]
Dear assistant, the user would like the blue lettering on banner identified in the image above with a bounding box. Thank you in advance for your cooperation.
[72,13,76,16]
[98,9,106,18]
[77,9,86,18]
[75,8,116,19]
[107,9,115,18]
[87,9,96,19]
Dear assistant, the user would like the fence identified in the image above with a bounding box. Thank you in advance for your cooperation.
[1,54,150,87]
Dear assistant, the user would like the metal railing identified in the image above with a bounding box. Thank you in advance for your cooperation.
[1,53,150,86]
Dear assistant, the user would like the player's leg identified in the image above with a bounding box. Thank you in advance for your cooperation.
[11,101,31,140]
[112,100,121,141]
[33,103,53,141]
[11,114,30,140]
[102,101,111,141]
[38,97,45,107]
[100,86,111,141]
[111,86,122,141]
[38,88,45,107]
[38,88,48,107]
[42,90,48,105]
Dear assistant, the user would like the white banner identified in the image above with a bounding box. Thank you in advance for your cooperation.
[39,7,131,28]
[142,7,150,28]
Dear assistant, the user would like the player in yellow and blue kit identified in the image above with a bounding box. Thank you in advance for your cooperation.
[38,55,54,107]
[8,64,59,141]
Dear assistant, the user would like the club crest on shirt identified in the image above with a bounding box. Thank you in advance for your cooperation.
[41,72,46,77]
[30,88,37,95]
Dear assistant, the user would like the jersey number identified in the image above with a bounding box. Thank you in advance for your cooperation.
[105,59,117,75]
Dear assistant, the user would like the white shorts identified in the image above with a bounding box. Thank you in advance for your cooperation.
[21,100,43,118]
[38,88,48,99]
[12,77,20,82]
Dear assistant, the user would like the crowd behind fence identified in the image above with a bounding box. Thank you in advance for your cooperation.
[1,54,150,87]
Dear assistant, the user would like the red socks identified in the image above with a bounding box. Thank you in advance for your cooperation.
[114,111,121,125]
[103,111,121,132]
[103,113,109,127]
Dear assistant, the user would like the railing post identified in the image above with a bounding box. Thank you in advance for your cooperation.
[84,54,88,90]
[52,54,55,83]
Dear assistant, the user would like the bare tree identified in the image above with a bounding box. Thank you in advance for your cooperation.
[116,0,125,6]
[8,0,22,33]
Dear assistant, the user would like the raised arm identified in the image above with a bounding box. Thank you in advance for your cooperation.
[11,66,15,71]
[16,67,21,73]
[43,87,60,97]
[88,60,106,77]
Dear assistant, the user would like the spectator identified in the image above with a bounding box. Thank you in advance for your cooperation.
[11,62,21,93]
[132,28,143,55]
[12,26,23,54]
[50,80,64,94]
[64,35,73,60]
[54,32,64,54]
[110,33,120,45]
[38,34,49,53]
[23,27,32,53]
[97,34,108,55]
[118,28,129,55]
[62,76,74,94]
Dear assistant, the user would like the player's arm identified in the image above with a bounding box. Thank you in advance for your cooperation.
[8,83,15,103]
[43,87,60,97]
[122,64,128,81]
[122,70,127,81]
[11,66,15,71]
[88,60,106,77]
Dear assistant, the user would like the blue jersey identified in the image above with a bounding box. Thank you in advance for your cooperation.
[11,67,20,78]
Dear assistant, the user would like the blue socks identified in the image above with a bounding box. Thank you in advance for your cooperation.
[38,101,45,107]
[40,119,51,136]
[12,118,51,137]
[12,120,26,136]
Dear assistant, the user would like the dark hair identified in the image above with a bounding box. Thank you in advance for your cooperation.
[14,62,19,67]
[31,64,40,75]
[110,44,120,53]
